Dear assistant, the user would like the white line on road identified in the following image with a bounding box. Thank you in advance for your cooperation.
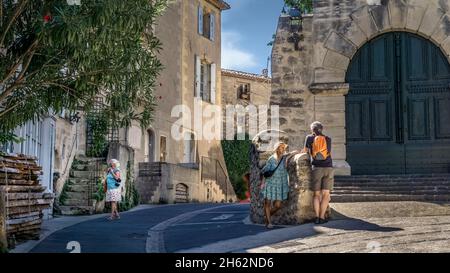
[172,221,243,226]
[211,214,234,221]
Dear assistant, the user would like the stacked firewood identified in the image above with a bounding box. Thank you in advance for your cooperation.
[0,153,54,245]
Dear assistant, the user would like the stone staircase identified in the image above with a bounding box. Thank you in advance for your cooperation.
[332,174,450,203]
[58,156,106,215]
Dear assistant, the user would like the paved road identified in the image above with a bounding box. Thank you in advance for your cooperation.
[30,203,270,253]
[27,202,450,253]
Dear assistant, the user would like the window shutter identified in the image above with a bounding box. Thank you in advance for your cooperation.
[195,55,201,98]
[198,6,203,35]
[210,13,215,41]
[210,63,216,104]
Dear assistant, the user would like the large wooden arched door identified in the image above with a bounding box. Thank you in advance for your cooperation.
[346,32,450,175]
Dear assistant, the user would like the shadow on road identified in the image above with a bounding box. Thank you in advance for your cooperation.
[326,209,404,232]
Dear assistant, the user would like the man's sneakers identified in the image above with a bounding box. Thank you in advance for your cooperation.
[314,217,328,225]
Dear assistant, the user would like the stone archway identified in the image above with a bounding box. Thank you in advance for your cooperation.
[317,0,450,84]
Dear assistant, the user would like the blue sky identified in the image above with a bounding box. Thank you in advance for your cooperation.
[221,0,285,75]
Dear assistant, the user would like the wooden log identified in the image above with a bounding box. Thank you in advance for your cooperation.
[6,215,41,226]
[5,192,48,200]
[0,191,7,251]
[0,180,37,186]
[0,167,20,174]
[8,220,42,232]
[7,204,50,215]
[0,185,46,193]
[0,173,24,180]
[8,211,41,220]
[8,223,42,233]
[6,198,53,208]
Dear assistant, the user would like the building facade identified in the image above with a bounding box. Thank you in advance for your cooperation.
[221,69,272,139]
[272,0,450,175]
[134,0,237,203]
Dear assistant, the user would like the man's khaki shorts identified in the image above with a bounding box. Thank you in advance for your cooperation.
[311,167,334,191]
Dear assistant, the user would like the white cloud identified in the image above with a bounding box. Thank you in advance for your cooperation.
[221,31,258,71]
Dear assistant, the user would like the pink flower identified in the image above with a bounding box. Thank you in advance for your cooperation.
[43,15,52,23]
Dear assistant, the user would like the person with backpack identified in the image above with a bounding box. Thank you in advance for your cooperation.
[260,142,289,229]
[304,121,334,225]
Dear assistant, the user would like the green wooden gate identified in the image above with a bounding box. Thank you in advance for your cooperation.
[346,32,450,175]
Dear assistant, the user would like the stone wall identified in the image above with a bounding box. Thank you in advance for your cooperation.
[271,0,450,176]
[136,162,236,204]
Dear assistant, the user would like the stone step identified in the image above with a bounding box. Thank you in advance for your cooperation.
[335,175,450,182]
[333,189,450,195]
[71,163,107,172]
[334,181,450,187]
[67,178,92,185]
[70,170,95,179]
[331,193,450,203]
[66,184,90,192]
[59,205,94,216]
[334,185,450,191]
[65,191,91,200]
[63,198,94,207]
[336,174,450,179]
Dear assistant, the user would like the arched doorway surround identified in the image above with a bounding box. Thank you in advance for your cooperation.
[345,32,450,174]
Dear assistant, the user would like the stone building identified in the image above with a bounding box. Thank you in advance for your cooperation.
[271,0,450,176]
[221,69,271,138]
[133,0,237,204]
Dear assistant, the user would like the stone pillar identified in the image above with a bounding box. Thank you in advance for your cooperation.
[250,131,317,225]
[310,83,351,176]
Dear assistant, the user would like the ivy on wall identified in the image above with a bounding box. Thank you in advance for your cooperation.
[86,112,110,158]
[118,160,139,212]
[221,135,252,200]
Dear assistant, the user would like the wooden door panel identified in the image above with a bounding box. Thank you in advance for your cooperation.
[407,98,430,140]
[347,32,450,175]
[434,97,450,139]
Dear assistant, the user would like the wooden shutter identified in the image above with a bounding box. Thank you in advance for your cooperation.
[210,63,216,104]
[195,55,201,98]
[198,6,203,35]
[210,13,215,41]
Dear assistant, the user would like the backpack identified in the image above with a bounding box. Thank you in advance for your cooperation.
[311,135,330,161]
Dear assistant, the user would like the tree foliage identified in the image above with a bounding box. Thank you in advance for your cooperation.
[0,0,168,142]
[284,0,313,13]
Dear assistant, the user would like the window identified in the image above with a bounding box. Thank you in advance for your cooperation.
[195,56,216,103]
[183,132,196,164]
[198,5,215,41]
[159,136,167,162]
[200,63,211,102]
[237,83,251,101]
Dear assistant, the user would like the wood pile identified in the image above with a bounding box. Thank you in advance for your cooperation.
[0,153,54,246]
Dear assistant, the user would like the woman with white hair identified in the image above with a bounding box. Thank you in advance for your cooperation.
[260,142,289,229]
[105,159,122,220]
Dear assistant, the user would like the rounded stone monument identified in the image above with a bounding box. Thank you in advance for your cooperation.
[250,130,320,225]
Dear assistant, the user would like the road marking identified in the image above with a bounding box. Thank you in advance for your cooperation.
[146,204,245,253]
[172,221,243,226]
[211,214,234,221]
